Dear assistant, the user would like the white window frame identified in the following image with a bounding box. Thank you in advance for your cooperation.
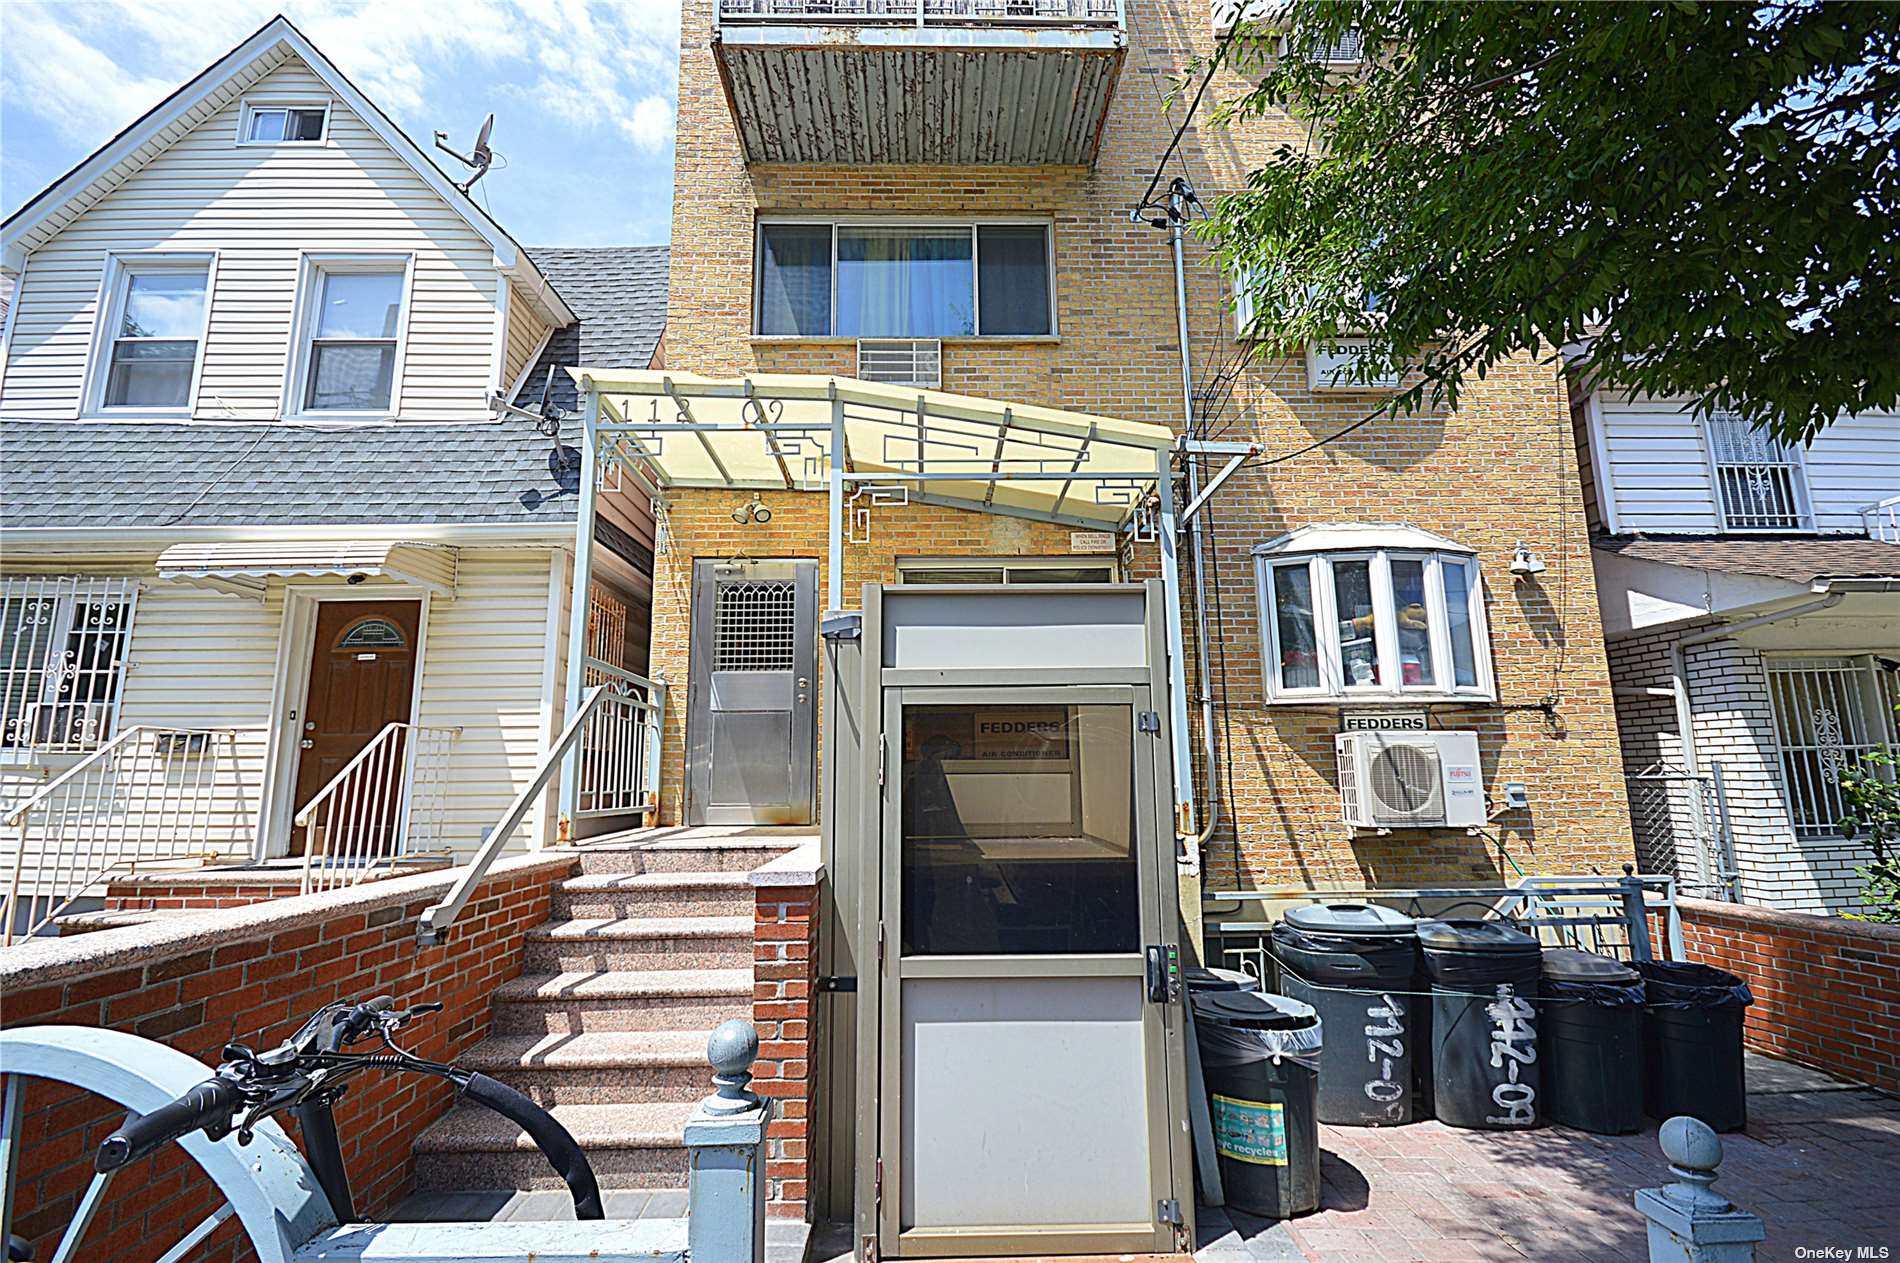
[0,576,140,759]
[81,252,217,418]
[238,98,332,146]
[1255,545,1494,704]
[1762,652,1899,840]
[895,555,1121,584]
[1703,411,1814,533]
[753,215,1059,341]
[281,252,415,422]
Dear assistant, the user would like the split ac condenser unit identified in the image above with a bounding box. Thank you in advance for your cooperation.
[1335,730,1486,829]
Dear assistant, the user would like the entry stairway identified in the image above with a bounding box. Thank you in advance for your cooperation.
[412,829,797,1196]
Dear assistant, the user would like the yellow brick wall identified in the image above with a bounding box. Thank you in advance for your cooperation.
[664,0,1634,888]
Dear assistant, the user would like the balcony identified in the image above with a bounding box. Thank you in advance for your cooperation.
[712,0,1126,165]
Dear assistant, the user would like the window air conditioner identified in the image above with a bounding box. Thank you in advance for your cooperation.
[857,339,942,389]
[1335,730,1485,830]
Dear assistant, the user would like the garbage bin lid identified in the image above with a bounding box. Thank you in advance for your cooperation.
[1541,948,1640,984]
[1283,903,1416,936]
[1191,989,1317,1031]
[1185,966,1259,993]
[1414,918,1539,952]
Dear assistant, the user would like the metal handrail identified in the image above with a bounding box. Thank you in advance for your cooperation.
[1861,494,1900,544]
[415,686,608,946]
[295,721,461,895]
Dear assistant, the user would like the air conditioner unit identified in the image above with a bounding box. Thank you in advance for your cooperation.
[1336,730,1485,830]
[857,339,942,389]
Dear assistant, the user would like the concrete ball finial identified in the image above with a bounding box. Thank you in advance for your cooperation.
[707,1019,759,1077]
[1659,1116,1723,1172]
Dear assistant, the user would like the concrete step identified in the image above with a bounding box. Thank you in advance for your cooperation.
[458,1031,716,1105]
[523,916,753,973]
[413,1101,695,1191]
[576,837,798,876]
[491,969,752,1034]
[553,871,753,919]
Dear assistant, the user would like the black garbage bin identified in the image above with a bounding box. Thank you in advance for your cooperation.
[1539,949,1645,1134]
[1637,960,1753,1132]
[1416,919,1542,1130]
[1187,965,1261,994]
[1190,990,1323,1219]
[1271,903,1419,1125]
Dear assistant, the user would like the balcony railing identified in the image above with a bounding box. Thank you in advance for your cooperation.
[1861,494,1900,544]
[295,722,460,895]
[718,0,1121,23]
[2,726,257,943]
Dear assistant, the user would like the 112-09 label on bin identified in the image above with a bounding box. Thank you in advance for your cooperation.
[1211,1094,1287,1166]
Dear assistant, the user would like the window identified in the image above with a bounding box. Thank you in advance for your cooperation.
[1765,655,1899,838]
[289,257,410,416]
[90,257,211,412]
[242,102,327,143]
[756,221,1054,338]
[0,577,137,753]
[1253,526,1492,702]
[1707,412,1811,531]
[897,557,1117,585]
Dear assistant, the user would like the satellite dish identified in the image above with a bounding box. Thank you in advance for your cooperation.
[472,113,494,165]
[434,113,497,194]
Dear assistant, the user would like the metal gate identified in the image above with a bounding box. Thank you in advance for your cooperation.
[1626,762,1737,900]
[685,559,818,825]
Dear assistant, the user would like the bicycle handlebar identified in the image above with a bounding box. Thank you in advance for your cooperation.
[96,1075,246,1173]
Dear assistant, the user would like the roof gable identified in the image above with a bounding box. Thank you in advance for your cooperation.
[0,14,572,327]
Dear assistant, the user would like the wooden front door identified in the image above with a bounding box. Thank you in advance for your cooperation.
[292,600,422,855]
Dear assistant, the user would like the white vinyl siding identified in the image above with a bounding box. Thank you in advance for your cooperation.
[505,283,553,393]
[1592,395,1900,534]
[0,56,498,423]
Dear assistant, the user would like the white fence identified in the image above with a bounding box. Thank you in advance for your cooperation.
[575,659,665,820]
[295,723,459,895]
[1862,494,1900,544]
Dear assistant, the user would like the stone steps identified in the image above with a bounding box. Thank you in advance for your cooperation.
[414,1101,697,1191]
[553,870,754,919]
[458,1031,715,1105]
[576,836,794,876]
[491,967,753,1034]
[523,915,754,973]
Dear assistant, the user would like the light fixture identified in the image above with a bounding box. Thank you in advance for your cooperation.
[1509,543,1547,578]
[732,495,772,526]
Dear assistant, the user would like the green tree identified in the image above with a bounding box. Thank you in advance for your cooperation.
[1839,741,1900,924]
[1204,1,1900,444]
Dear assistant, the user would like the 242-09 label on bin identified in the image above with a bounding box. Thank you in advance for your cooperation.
[1211,1094,1287,1166]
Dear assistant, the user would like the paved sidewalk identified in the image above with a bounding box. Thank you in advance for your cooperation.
[1196,1054,1900,1263]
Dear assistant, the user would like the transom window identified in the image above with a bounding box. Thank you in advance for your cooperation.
[0,576,137,753]
[756,220,1054,338]
[1707,412,1812,531]
[243,103,327,143]
[91,256,211,412]
[289,257,410,416]
[1253,526,1493,702]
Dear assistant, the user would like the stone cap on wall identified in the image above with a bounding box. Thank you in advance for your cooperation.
[1678,896,1900,947]
[747,842,823,890]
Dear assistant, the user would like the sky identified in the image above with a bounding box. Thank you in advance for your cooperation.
[0,0,680,248]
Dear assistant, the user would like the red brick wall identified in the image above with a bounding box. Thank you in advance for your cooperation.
[752,880,818,1218]
[0,857,573,1262]
[1677,897,1900,1094]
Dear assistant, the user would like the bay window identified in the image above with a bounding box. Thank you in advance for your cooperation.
[1253,526,1493,702]
[756,220,1054,338]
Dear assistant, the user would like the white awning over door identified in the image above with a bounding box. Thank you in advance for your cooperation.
[155,542,458,600]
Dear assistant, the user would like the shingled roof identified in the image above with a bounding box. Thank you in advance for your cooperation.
[1,246,666,533]
[1595,535,1900,584]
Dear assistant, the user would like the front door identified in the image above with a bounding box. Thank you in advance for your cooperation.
[685,559,818,826]
[874,686,1182,1257]
[292,600,422,855]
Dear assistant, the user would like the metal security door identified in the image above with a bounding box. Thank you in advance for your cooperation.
[685,559,818,825]
[874,685,1182,1258]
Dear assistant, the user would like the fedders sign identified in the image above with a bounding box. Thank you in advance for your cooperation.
[1211,0,1283,35]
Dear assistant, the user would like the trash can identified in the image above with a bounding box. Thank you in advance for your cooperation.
[1416,919,1543,1130]
[1190,990,1324,1219]
[1187,965,1261,994]
[1637,960,1753,1132]
[1539,949,1645,1134]
[1271,904,1419,1125]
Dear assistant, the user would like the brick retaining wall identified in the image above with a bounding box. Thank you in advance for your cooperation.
[1677,896,1900,1094]
[749,850,821,1220]
[0,853,575,1262]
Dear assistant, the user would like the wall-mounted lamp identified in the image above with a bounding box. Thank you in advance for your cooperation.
[731,495,772,526]
[1509,542,1547,578]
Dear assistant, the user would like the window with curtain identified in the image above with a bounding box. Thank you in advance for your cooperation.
[755,221,1052,338]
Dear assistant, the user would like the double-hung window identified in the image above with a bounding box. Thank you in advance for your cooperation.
[755,220,1054,338]
[89,255,212,413]
[1254,526,1493,702]
[288,256,411,417]
[0,577,138,754]
[1706,412,1812,531]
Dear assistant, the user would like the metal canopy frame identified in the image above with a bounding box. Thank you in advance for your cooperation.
[559,368,1199,857]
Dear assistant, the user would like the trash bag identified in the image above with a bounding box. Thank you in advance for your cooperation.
[1191,991,1324,1071]
[1635,961,1753,1011]
[1544,976,1646,1006]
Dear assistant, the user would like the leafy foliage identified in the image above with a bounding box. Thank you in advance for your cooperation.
[1203,1,1900,443]
[1839,739,1900,924]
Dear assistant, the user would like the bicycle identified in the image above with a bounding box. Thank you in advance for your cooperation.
[2,995,605,1263]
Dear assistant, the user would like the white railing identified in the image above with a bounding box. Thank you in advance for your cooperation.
[718,0,1121,25]
[1861,494,1900,544]
[295,723,459,895]
[575,658,666,821]
[2,726,256,944]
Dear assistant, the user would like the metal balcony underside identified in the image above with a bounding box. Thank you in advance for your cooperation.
[714,27,1125,165]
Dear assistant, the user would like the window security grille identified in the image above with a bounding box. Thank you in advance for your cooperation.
[1,576,138,752]
[1708,413,1810,531]
[588,584,630,670]
[715,581,798,671]
[1765,656,1900,837]
[857,339,943,389]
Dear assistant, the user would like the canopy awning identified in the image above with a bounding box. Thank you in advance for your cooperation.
[571,369,1174,530]
[156,541,458,600]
